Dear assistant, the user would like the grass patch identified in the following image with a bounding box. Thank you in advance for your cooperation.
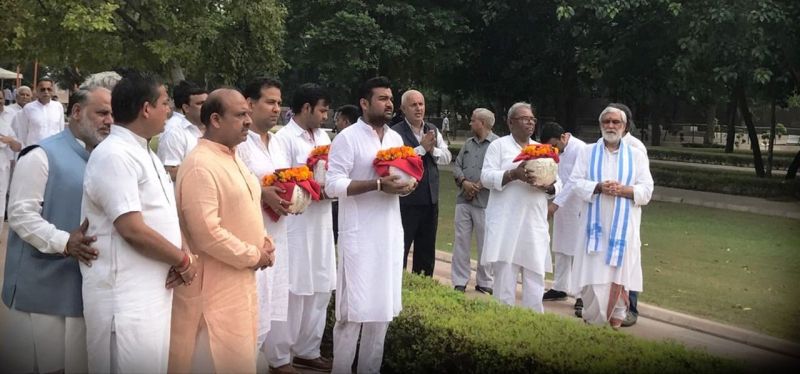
[436,170,800,341]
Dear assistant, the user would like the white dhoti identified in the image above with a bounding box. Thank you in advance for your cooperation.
[492,262,545,312]
[0,304,87,373]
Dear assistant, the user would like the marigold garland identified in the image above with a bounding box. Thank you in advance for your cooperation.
[518,144,560,160]
[309,145,330,157]
[375,146,416,161]
[261,165,314,186]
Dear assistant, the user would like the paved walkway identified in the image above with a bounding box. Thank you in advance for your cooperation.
[429,250,800,371]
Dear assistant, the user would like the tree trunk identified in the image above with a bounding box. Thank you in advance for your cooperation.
[704,103,717,145]
[169,62,186,83]
[724,96,737,153]
[735,80,765,177]
[766,102,777,177]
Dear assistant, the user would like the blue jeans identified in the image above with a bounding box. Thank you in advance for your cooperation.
[629,291,639,315]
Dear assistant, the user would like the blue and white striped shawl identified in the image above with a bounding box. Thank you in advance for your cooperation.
[585,138,634,267]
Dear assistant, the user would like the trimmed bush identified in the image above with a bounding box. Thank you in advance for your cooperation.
[651,164,800,198]
[649,148,793,170]
[324,275,740,373]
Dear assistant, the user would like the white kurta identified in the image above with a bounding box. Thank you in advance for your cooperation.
[81,125,181,373]
[480,135,559,276]
[325,119,404,322]
[156,113,202,167]
[274,119,336,294]
[11,100,64,147]
[551,135,588,256]
[236,130,290,339]
[569,140,653,294]
[0,109,18,215]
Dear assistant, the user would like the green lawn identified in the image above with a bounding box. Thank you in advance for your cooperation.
[435,170,800,341]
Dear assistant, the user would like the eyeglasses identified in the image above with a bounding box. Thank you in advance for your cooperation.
[511,116,537,124]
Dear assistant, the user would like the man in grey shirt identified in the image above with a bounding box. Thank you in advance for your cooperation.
[451,108,499,294]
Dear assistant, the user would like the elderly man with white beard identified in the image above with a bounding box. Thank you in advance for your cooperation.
[569,106,653,328]
[1,73,119,373]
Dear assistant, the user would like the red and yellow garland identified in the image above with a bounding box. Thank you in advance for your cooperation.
[375,146,417,161]
[262,165,314,186]
[373,146,424,181]
[261,166,321,222]
[513,144,560,163]
[306,145,330,170]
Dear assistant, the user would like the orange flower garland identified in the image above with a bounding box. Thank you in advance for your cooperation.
[309,145,330,157]
[375,146,416,161]
[516,144,560,163]
[262,165,314,186]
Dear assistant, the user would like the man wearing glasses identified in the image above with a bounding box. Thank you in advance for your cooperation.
[11,78,65,147]
[480,102,558,312]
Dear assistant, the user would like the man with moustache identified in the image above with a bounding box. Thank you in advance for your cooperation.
[12,78,65,147]
[269,83,335,373]
[326,76,416,373]
[236,77,292,365]
[168,88,274,373]
[480,102,558,312]
[570,106,653,328]
[1,73,119,373]
[81,72,198,373]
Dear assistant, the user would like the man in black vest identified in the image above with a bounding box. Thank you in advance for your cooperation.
[391,90,452,276]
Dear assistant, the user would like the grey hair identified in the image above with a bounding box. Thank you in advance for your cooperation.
[472,108,495,128]
[400,89,423,107]
[67,86,110,116]
[80,71,122,91]
[507,102,532,121]
[598,106,627,125]
[16,85,32,95]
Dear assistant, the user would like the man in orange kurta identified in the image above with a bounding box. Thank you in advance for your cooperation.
[168,88,275,373]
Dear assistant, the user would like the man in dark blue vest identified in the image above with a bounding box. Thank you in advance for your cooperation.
[391,90,452,276]
[1,75,118,373]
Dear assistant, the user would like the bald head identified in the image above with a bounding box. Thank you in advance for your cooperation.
[202,88,252,148]
[400,89,425,126]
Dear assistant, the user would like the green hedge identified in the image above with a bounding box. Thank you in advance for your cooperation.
[651,164,800,198]
[649,148,793,170]
[324,275,740,373]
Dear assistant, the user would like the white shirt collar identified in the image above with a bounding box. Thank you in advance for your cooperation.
[111,124,149,149]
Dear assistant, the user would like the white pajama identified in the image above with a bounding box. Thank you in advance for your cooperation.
[492,261,545,312]
[265,291,332,366]
[552,253,573,293]
[332,321,389,374]
[451,203,492,288]
[1,305,87,373]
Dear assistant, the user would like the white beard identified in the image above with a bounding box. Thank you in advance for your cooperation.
[603,131,621,144]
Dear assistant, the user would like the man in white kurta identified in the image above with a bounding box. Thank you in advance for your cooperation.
[81,74,196,373]
[570,107,653,327]
[326,77,415,374]
[540,122,587,306]
[238,78,291,356]
[11,79,65,147]
[267,83,336,373]
[480,103,559,313]
[0,95,22,216]
[157,81,207,181]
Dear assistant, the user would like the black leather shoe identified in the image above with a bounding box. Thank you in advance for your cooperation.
[454,285,466,292]
[621,312,638,327]
[475,285,493,295]
[542,289,567,301]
